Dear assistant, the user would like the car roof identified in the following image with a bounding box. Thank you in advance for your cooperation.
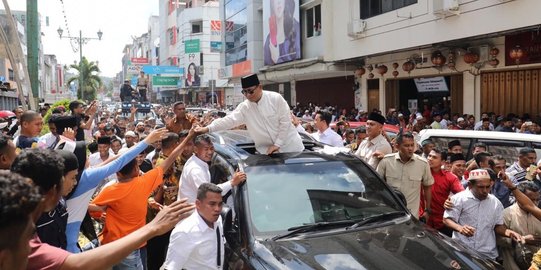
[417,129,541,143]
[209,130,352,166]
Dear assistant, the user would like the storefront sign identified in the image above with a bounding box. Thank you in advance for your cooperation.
[152,76,180,86]
[505,31,541,66]
[130,58,149,65]
[210,41,222,52]
[142,65,184,75]
[414,77,449,93]
[232,60,252,77]
[127,65,142,75]
[185,39,200,53]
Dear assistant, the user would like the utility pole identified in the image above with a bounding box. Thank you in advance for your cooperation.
[26,0,39,104]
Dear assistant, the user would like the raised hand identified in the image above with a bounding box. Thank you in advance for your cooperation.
[144,128,168,144]
[148,198,195,236]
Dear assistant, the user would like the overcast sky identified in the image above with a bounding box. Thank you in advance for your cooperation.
[5,0,158,77]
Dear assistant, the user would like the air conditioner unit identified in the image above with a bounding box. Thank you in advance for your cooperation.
[433,0,460,16]
[347,20,367,38]
[198,65,204,75]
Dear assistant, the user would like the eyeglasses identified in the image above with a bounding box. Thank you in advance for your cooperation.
[241,86,257,95]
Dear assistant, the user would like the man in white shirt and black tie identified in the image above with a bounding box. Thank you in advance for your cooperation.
[164,183,225,269]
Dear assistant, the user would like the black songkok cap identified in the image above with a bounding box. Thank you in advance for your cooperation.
[97,136,111,145]
[241,73,260,89]
[367,112,386,125]
[448,139,461,149]
[449,153,465,163]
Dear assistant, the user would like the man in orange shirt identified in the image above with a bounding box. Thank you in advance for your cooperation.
[91,128,196,269]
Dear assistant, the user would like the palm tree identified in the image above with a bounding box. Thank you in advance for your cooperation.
[66,57,102,101]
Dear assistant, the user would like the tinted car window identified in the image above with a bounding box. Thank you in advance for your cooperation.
[430,137,472,157]
[244,160,403,237]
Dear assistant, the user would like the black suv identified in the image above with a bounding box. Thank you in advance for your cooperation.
[208,130,502,270]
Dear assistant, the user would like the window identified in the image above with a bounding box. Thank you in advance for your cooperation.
[360,0,417,19]
[224,0,248,66]
[168,26,177,45]
[8,69,14,81]
[191,21,202,34]
[306,4,321,38]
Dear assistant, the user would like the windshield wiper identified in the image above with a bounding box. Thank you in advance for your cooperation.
[269,220,355,241]
[346,211,408,230]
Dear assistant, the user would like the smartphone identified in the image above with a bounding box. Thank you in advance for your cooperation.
[526,121,533,126]
[525,164,538,181]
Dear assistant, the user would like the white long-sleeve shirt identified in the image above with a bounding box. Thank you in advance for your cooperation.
[311,127,343,147]
[178,154,232,204]
[207,90,304,154]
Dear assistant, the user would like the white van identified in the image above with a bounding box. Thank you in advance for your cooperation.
[417,129,541,165]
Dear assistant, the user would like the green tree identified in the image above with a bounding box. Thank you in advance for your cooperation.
[66,57,102,101]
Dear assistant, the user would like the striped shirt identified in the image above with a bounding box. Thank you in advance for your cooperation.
[507,162,527,184]
[444,189,504,259]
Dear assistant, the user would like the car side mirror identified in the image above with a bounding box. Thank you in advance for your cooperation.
[221,206,239,246]
[392,188,408,208]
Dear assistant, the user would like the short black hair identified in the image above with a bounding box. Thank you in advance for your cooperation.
[344,129,354,136]
[178,129,190,139]
[161,132,179,149]
[519,147,536,156]
[194,134,213,147]
[11,148,65,194]
[474,151,492,166]
[473,142,487,150]
[69,100,83,112]
[0,171,41,250]
[396,131,414,145]
[118,158,138,176]
[431,149,448,161]
[173,101,185,109]
[196,182,222,201]
[0,135,11,154]
[20,110,40,124]
[517,181,540,194]
[87,141,98,154]
[316,110,332,126]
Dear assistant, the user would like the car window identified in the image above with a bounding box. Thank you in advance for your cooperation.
[479,139,541,165]
[430,137,472,157]
[244,160,403,237]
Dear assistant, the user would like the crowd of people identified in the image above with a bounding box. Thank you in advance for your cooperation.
[1,72,541,269]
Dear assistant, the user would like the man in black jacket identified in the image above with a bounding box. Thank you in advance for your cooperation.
[120,79,135,102]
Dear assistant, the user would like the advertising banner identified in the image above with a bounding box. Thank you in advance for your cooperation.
[262,0,301,66]
[152,76,181,86]
[185,39,200,53]
[142,65,184,75]
[185,53,201,87]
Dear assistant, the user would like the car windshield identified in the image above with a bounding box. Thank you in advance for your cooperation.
[245,160,404,237]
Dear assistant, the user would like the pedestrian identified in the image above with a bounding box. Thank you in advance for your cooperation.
[195,73,304,154]
[89,129,196,269]
[178,134,246,204]
[0,134,16,169]
[311,110,343,147]
[13,110,43,150]
[420,139,435,160]
[376,132,434,218]
[448,139,463,154]
[421,149,464,237]
[164,183,225,269]
[345,126,366,153]
[120,79,135,102]
[137,71,148,102]
[443,169,523,260]
[500,182,541,270]
[355,112,393,169]
[507,147,537,184]
[0,170,41,270]
[166,102,198,134]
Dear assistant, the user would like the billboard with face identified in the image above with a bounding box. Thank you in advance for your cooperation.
[263,0,301,66]
[185,53,201,87]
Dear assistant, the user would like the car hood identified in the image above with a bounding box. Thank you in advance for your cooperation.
[251,221,501,270]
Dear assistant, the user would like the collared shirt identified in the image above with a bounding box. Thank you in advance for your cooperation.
[207,90,304,154]
[166,114,198,134]
[507,162,527,184]
[376,153,434,218]
[443,189,504,259]
[164,211,224,270]
[311,127,343,147]
[502,203,541,256]
[355,134,392,169]
[178,154,232,204]
[420,169,464,229]
[153,152,187,206]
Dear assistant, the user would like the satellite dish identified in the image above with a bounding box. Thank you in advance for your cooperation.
[154,38,160,48]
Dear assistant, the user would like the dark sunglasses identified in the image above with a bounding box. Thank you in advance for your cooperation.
[241,86,257,95]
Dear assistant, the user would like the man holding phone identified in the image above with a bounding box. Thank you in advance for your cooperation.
[69,100,98,142]
[507,148,538,184]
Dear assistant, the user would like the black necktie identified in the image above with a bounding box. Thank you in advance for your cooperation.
[216,226,221,268]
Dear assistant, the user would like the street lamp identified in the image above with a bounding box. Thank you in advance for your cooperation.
[57,27,103,101]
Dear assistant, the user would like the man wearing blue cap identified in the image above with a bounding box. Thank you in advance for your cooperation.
[195,73,304,154]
